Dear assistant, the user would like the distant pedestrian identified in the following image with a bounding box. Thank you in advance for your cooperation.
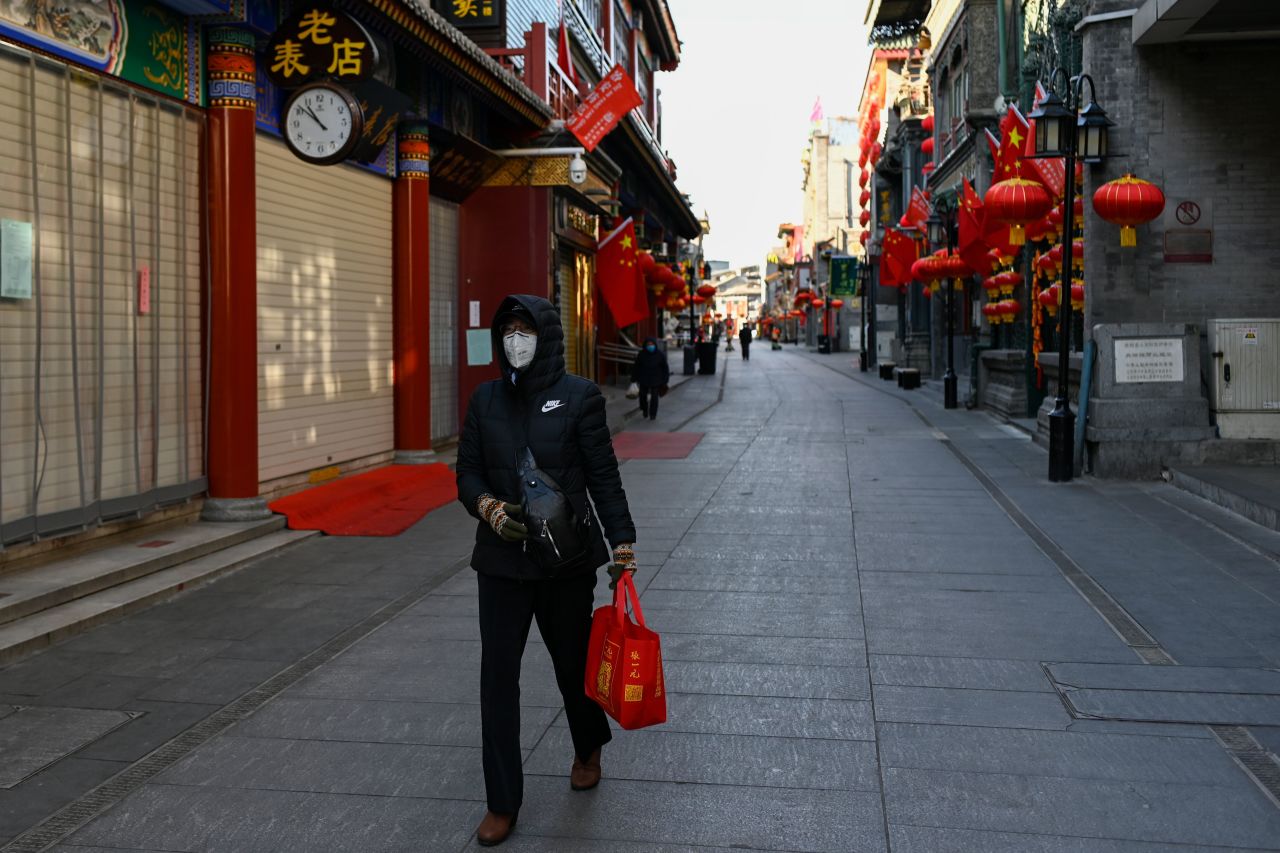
[456,295,638,847]
[739,326,751,360]
[630,336,671,420]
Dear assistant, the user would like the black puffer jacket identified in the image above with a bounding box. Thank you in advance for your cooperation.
[455,295,636,580]
[630,337,670,387]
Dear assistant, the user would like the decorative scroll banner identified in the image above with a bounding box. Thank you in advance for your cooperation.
[566,64,643,152]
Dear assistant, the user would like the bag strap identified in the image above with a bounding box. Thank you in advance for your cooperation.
[612,572,646,628]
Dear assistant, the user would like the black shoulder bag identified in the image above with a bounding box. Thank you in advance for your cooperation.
[513,407,597,575]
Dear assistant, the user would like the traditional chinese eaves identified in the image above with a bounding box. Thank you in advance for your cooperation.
[352,0,554,127]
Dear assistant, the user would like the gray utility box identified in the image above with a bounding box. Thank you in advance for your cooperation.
[1209,319,1280,439]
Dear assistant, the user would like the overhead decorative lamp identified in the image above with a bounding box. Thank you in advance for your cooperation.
[1075,97,1112,164]
[1028,83,1073,158]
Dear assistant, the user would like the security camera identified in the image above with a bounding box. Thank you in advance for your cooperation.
[569,152,587,185]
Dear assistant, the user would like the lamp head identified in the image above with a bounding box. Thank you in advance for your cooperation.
[1028,87,1073,158]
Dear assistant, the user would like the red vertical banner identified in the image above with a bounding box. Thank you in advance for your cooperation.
[566,64,644,152]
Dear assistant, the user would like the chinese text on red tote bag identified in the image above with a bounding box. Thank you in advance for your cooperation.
[584,572,666,729]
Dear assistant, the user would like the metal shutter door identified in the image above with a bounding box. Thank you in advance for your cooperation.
[429,198,458,443]
[0,47,203,543]
[256,136,394,484]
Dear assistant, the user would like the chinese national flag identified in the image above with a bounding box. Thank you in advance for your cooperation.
[596,218,648,328]
[879,229,917,287]
[958,177,993,276]
[994,106,1031,181]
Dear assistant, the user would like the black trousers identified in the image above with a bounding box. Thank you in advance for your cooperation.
[740,341,750,360]
[477,571,612,814]
[638,385,659,419]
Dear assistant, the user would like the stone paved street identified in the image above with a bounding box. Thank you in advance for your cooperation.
[5,345,1280,852]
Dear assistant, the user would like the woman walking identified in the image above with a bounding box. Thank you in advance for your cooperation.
[630,336,670,420]
[455,294,637,847]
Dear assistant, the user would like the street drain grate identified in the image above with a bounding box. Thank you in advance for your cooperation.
[0,556,471,853]
[1211,726,1280,808]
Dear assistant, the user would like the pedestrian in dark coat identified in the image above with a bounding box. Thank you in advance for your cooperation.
[455,294,637,847]
[739,326,752,360]
[630,336,670,420]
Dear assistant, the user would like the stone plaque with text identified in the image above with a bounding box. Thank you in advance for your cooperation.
[1115,337,1184,383]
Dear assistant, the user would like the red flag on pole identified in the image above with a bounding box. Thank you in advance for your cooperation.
[596,218,647,328]
[879,229,917,287]
[905,186,932,231]
[567,64,643,152]
[556,13,580,89]
[995,106,1031,180]
[958,177,993,275]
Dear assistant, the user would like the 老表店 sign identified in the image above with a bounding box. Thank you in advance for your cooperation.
[1114,337,1184,384]
[265,6,377,89]
[434,0,505,30]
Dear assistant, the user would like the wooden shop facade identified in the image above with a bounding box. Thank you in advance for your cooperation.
[0,0,697,542]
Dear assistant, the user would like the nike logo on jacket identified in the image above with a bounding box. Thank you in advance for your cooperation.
[541,400,566,413]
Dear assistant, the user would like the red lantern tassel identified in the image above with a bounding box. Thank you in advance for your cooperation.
[1009,224,1026,245]
[1120,225,1136,247]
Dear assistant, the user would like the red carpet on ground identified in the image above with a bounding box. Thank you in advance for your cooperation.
[268,463,457,536]
[612,431,704,459]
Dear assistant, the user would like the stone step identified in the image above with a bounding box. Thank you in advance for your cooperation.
[1168,464,1280,534]
[0,519,286,627]
[0,527,316,665]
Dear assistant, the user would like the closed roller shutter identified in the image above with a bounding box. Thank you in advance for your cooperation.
[256,136,394,484]
[429,198,458,443]
[0,46,203,544]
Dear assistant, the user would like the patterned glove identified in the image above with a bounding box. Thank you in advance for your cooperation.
[607,543,636,590]
[477,495,528,542]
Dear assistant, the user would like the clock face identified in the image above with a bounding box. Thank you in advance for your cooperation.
[284,85,361,165]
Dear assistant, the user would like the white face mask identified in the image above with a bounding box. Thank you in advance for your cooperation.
[503,331,537,369]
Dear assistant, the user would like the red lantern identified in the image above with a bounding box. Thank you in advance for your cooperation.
[921,137,934,157]
[859,168,869,187]
[982,303,998,324]
[696,283,716,298]
[858,149,868,169]
[692,294,706,305]
[982,277,1001,298]
[1071,282,1085,310]
[984,178,1054,246]
[859,210,870,227]
[859,231,869,246]
[999,299,1021,323]
[921,162,936,175]
[1071,239,1085,271]
[1092,174,1166,247]
[810,299,825,310]
[923,287,934,300]
[1036,252,1058,279]
[795,290,812,303]
[1024,216,1052,244]
[944,251,972,279]
[994,270,1023,296]
[1073,197,1084,219]
[830,299,844,309]
[921,114,934,133]
[870,142,883,163]
[1048,206,1064,232]
[1038,286,1059,317]
[638,252,655,275]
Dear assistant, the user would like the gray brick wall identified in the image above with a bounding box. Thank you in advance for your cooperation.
[1080,14,1280,332]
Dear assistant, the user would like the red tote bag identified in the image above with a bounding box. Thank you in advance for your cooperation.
[584,572,667,730]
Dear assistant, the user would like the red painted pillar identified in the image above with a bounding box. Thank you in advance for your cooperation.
[392,122,434,461]
[203,28,267,518]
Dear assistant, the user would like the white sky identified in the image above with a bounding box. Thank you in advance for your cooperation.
[658,0,872,270]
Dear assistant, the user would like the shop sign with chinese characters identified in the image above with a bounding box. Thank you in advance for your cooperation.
[433,0,504,30]
[265,6,376,88]
[1114,337,1184,384]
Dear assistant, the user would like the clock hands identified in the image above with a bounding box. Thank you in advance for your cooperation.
[301,104,328,132]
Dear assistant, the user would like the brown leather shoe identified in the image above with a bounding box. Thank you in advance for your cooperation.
[476,810,517,847]
[570,747,602,790]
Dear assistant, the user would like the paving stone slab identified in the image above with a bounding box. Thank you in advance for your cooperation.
[288,661,567,706]
[635,588,862,614]
[138,658,285,705]
[1055,686,1280,726]
[0,705,134,787]
[660,633,865,665]
[66,783,480,852]
[646,571,852,594]
[232,696,556,750]
[1046,662,1280,694]
[859,571,1069,593]
[76,699,220,763]
[888,824,1257,853]
[575,693,875,740]
[665,660,869,701]
[526,726,881,791]
[873,685,1074,730]
[510,776,887,852]
[870,655,1057,693]
[882,766,1280,849]
[866,626,1135,663]
[645,607,862,640]
[156,735,487,801]
[877,722,1246,786]
[0,756,129,840]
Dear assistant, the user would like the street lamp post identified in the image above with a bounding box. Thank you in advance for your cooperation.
[857,260,870,372]
[1028,68,1111,482]
[926,201,959,409]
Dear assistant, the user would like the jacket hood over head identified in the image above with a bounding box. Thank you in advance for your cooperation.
[492,294,565,395]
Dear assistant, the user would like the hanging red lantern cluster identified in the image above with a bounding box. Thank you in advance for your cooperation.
[1092,174,1165,247]
[984,178,1054,246]
[1071,282,1085,310]
[983,299,1022,325]
[992,270,1023,296]
[1038,285,1060,317]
